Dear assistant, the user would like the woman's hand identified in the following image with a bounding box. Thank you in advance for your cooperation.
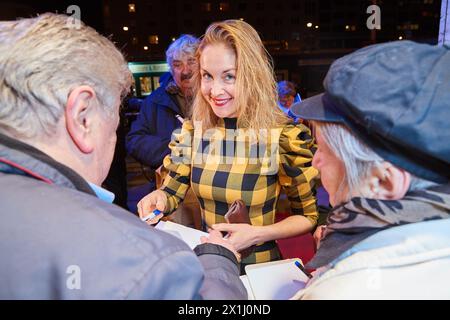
[137,190,167,225]
[201,230,241,262]
[313,225,327,250]
[211,223,259,252]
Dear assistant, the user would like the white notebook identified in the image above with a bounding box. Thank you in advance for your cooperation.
[155,220,208,249]
[244,258,309,300]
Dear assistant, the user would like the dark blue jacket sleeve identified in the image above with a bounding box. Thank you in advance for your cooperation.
[126,98,172,168]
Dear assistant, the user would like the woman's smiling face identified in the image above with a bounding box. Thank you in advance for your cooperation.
[200,43,238,118]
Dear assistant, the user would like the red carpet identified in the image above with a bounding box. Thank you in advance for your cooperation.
[275,212,316,267]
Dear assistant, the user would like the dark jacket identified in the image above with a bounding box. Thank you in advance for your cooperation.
[0,133,247,299]
[126,74,183,169]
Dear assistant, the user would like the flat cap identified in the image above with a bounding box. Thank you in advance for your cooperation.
[291,41,450,183]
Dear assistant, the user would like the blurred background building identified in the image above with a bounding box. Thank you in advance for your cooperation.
[1,0,442,96]
[101,0,441,96]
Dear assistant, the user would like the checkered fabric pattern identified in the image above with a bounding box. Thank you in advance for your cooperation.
[161,118,318,265]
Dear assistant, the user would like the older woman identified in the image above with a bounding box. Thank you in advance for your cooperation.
[291,40,450,299]
[138,20,319,271]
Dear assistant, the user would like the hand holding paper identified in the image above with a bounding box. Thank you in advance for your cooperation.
[201,229,241,262]
[212,223,258,252]
[211,199,257,258]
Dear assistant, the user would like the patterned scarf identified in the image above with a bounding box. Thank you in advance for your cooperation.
[306,184,450,269]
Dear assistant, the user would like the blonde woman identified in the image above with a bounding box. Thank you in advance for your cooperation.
[138,20,319,271]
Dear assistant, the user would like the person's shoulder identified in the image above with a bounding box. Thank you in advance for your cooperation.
[2,174,192,257]
[279,122,314,144]
[142,85,169,105]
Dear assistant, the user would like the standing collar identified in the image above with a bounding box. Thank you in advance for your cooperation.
[218,117,238,129]
[88,182,115,203]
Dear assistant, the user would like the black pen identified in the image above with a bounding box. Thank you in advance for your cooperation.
[295,260,313,279]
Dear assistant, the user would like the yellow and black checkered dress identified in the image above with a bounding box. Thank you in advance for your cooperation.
[161,118,318,265]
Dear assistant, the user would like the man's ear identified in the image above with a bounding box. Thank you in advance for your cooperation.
[370,162,411,200]
[65,86,97,154]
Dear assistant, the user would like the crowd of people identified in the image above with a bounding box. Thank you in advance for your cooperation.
[0,13,449,299]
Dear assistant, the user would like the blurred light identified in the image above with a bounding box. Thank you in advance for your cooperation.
[143,46,148,50]
[345,25,350,30]
[128,4,136,13]
[240,18,244,21]
[398,36,403,40]
[315,25,319,29]
[306,22,312,28]
[172,37,176,42]
[149,35,159,44]
[123,26,129,31]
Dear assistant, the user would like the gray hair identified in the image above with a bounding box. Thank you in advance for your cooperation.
[166,34,199,70]
[315,122,437,201]
[0,13,132,140]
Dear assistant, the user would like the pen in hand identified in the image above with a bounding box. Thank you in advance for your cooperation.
[295,260,313,279]
[141,209,162,223]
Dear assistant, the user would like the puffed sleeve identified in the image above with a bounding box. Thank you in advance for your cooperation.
[160,120,194,215]
[278,123,319,226]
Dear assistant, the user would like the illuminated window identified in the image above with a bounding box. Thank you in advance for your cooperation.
[139,77,151,95]
[201,2,212,12]
[148,35,159,45]
[128,3,136,13]
[219,2,230,11]
[153,77,161,90]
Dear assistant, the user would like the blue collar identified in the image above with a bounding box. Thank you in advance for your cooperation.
[88,182,115,204]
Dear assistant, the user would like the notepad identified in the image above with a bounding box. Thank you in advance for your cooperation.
[244,258,309,300]
[155,220,208,249]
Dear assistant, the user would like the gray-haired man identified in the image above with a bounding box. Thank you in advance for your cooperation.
[0,14,246,300]
[127,35,199,172]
